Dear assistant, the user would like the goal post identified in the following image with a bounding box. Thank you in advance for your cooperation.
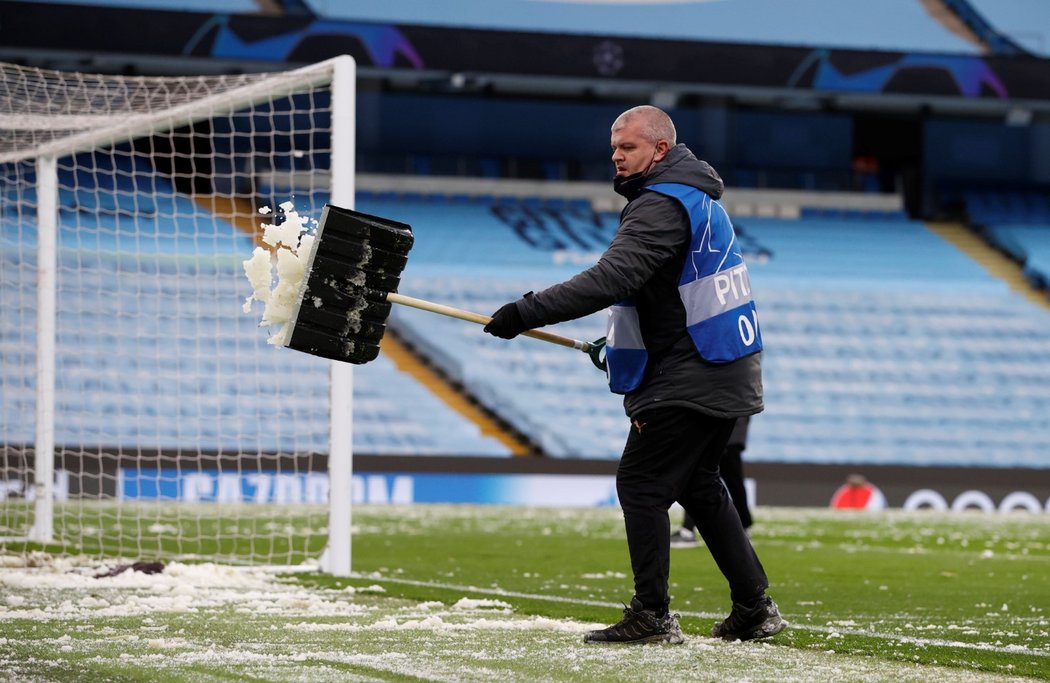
[325,56,356,578]
[0,56,356,574]
[30,154,57,545]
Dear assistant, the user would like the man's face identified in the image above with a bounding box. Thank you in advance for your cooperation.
[611,118,668,177]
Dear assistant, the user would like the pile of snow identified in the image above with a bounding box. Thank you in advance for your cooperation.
[0,560,599,637]
[241,201,317,345]
[0,561,377,621]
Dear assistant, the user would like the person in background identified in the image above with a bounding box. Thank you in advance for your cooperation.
[671,416,752,548]
[830,473,887,510]
[852,149,880,193]
[483,105,784,645]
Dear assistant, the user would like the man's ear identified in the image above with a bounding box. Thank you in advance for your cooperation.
[653,139,671,162]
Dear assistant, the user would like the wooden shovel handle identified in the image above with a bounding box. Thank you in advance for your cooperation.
[387,292,595,352]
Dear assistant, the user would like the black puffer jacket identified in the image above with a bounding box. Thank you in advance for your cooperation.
[515,144,763,419]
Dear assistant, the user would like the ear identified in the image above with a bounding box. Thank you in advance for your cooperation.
[653,139,671,162]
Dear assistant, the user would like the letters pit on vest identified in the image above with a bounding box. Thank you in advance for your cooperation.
[604,182,762,394]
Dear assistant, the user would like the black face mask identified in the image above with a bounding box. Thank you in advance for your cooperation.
[613,171,647,200]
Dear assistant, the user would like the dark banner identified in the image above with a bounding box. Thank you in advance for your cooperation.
[3,447,1049,512]
[2,2,1049,101]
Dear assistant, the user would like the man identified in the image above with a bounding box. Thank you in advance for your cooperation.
[483,105,785,644]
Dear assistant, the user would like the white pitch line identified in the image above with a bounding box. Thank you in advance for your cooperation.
[356,574,1050,659]
[751,537,1050,563]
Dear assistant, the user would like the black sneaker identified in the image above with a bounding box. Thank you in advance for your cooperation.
[669,528,699,548]
[711,597,786,641]
[584,598,685,644]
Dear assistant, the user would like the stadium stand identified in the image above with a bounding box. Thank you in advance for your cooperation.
[357,193,1050,468]
[4,0,1050,511]
[978,224,1050,290]
[6,127,1047,470]
[961,189,1050,291]
[0,156,511,457]
[744,215,1050,467]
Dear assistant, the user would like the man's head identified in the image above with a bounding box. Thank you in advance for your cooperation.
[610,105,676,178]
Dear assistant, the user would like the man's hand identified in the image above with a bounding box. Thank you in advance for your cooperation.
[484,302,527,339]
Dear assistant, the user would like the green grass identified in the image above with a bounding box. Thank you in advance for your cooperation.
[1,501,328,563]
[1,504,1048,682]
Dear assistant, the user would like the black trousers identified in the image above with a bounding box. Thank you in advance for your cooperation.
[720,444,752,529]
[682,443,752,530]
[617,406,769,611]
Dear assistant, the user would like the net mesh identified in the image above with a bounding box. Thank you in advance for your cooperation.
[0,64,275,161]
[0,59,345,566]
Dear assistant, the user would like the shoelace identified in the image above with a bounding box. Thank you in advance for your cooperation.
[610,603,662,633]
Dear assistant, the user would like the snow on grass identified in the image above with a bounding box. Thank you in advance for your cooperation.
[0,558,1037,682]
[2,505,1048,681]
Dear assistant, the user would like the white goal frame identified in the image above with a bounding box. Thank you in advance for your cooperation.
[0,55,357,576]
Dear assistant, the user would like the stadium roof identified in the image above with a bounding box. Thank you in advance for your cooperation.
[20,0,1049,57]
[312,0,988,55]
[3,0,1049,115]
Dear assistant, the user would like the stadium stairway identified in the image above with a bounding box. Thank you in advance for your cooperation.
[194,194,265,243]
[377,330,534,455]
[927,221,1050,312]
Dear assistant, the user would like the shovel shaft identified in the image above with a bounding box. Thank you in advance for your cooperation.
[387,292,593,352]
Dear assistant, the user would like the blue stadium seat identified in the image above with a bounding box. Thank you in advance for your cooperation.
[982,223,1050,288]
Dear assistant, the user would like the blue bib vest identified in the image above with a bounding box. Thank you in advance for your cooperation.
[605,182,762,394]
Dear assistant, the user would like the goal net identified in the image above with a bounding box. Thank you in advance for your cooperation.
[0,57,356,572]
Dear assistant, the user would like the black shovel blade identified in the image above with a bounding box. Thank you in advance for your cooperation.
[284,204,413,364]
[288,322,383,364]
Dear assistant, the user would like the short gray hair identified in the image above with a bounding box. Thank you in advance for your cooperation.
[612,105,677,145]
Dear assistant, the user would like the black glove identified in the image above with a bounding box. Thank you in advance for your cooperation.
[484,301,527,339]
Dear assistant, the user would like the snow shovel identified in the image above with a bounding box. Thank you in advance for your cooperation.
[281,203,606,369]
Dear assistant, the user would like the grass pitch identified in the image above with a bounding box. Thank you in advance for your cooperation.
[1,504,1048,682]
